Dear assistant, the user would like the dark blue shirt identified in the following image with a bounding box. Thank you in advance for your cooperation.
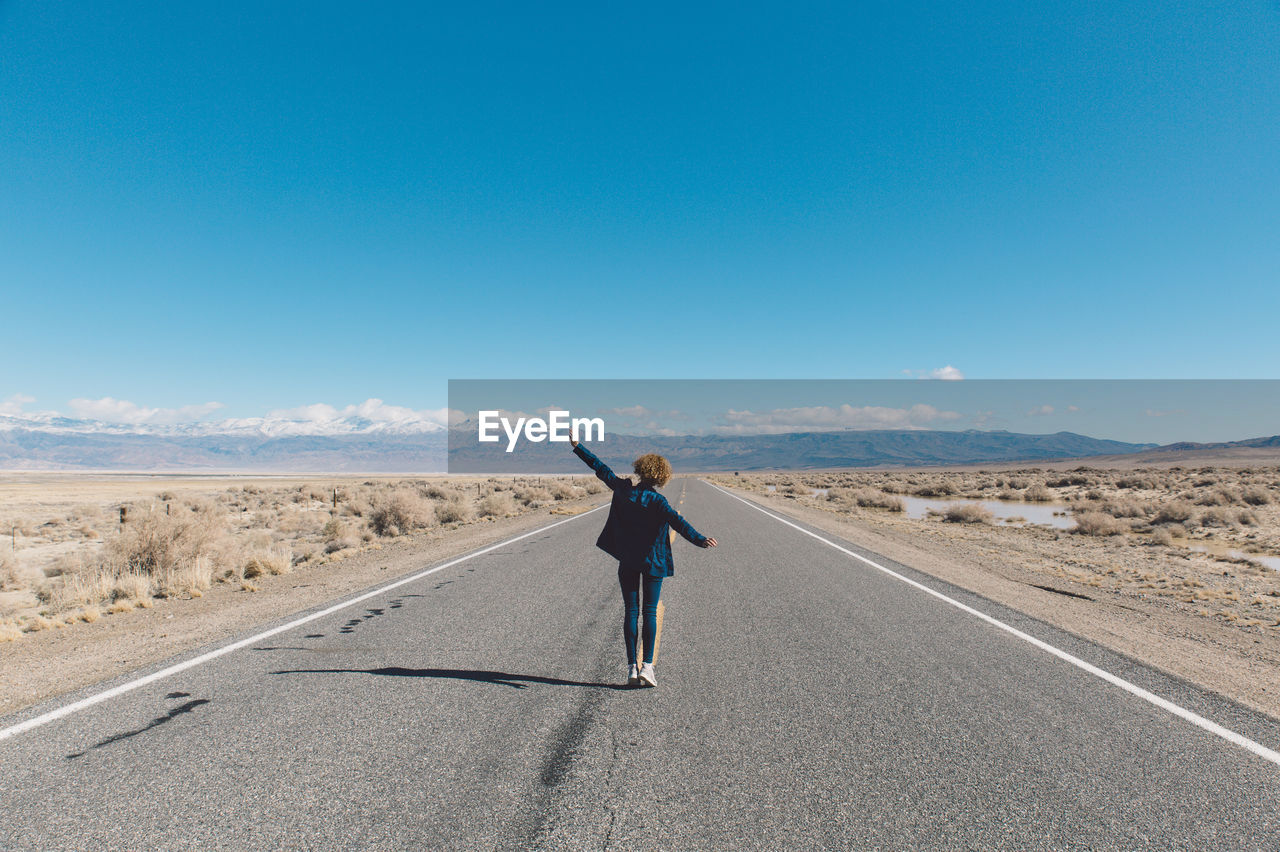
[573,443,707,577]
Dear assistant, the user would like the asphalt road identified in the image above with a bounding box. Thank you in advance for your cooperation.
[3,477,1279,851]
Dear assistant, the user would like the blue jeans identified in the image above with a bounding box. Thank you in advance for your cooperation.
[618,563,664,665]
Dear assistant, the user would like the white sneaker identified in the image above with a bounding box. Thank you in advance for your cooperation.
[638,662,657,687]
[627,664,640,687]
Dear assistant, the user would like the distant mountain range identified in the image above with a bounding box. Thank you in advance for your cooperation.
[1140,435,1280,453]
[0,411,1187,472]
[0,410,443,439]
[0,412,447,472]
[446,429,1157,473]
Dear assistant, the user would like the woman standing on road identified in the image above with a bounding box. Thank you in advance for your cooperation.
[570,437,717,688]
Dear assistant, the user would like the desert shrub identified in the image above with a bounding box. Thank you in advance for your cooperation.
[107,503,227,577]
[1073,511,1126,536]
[0,554,20,591]
[1150,527,1174,546]
[1195,489,1241,506]
[370,491,433,536]
[551,482,581,500]
[1237,510,1260,526]
[1198,507,1236,528]
[111,571,152,603]
[780,483,811,496]
[242,545,292,578]
[826,487,853,503]
[478,491,517,518]
[435,497,476,524]
[997,489,1022,501]
[322,518,347,541]
[1099,498,1147,518]
[42,565,114,611]
[1242,486,1272,506]
[1023,485,1054,502]
[517,487,553,506]
[273,509,318,535]
[1117,476,1154,490]
[420,483,452,500]
[914,482,956,498]
[342,498,372,518]
[942,504,992,524]
[1153,501,1194,525]
[325,537,358,554]
[853,488,904,511]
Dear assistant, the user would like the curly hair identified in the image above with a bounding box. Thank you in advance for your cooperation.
[632,453,672,487]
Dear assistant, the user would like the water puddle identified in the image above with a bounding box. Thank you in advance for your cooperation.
[900,496,1075,529]
[1185,542,1280,572]
[762,484,1073,529]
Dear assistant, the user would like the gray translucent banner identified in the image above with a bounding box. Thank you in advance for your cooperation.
[446,379,1280,473]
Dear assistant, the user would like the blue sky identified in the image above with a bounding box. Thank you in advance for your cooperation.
[2,1,1278,428]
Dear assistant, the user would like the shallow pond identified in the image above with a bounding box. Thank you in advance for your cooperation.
[1185,542,1280,572]
[899,496,1076,529]
[762,484,1073,529]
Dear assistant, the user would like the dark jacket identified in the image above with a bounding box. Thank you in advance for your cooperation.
[573,443,707,577]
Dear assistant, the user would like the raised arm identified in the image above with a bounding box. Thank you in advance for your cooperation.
[661,497,718,548]
[571,439,624,491]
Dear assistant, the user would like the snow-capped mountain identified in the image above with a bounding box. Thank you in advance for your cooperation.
[0,411,448,472]
[0,411,445,438]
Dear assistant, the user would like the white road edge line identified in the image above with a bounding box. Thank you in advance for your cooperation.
[704,481,1280,769]
[0,504,607,743]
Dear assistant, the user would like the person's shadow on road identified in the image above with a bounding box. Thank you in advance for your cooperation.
[270,666,630,690]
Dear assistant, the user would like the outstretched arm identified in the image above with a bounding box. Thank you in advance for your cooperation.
[661,498,718,548]
[570,437,624,491]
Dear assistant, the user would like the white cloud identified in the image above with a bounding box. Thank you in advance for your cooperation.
[928,365,965,381]
[0,393,35,416]
[268,398,449,428]
[713,403,962,435]
[1027,405,1055,417]
[68,397,225,425]
[903,365,966,380]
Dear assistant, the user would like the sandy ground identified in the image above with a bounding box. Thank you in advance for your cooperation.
[0,494,607,718]
[713,482,1280,722]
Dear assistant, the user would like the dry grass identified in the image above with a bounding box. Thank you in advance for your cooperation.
[1023,485,1054,502]
[850,488,904,512]
[941,504,993,524]
[0,473,602,637]
[435,497,476,525]
[1073,511,1127,537]
[370,490,434,537]
[242,547,292,579]
[478,492,517,518]
[1154,501,1195,525]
